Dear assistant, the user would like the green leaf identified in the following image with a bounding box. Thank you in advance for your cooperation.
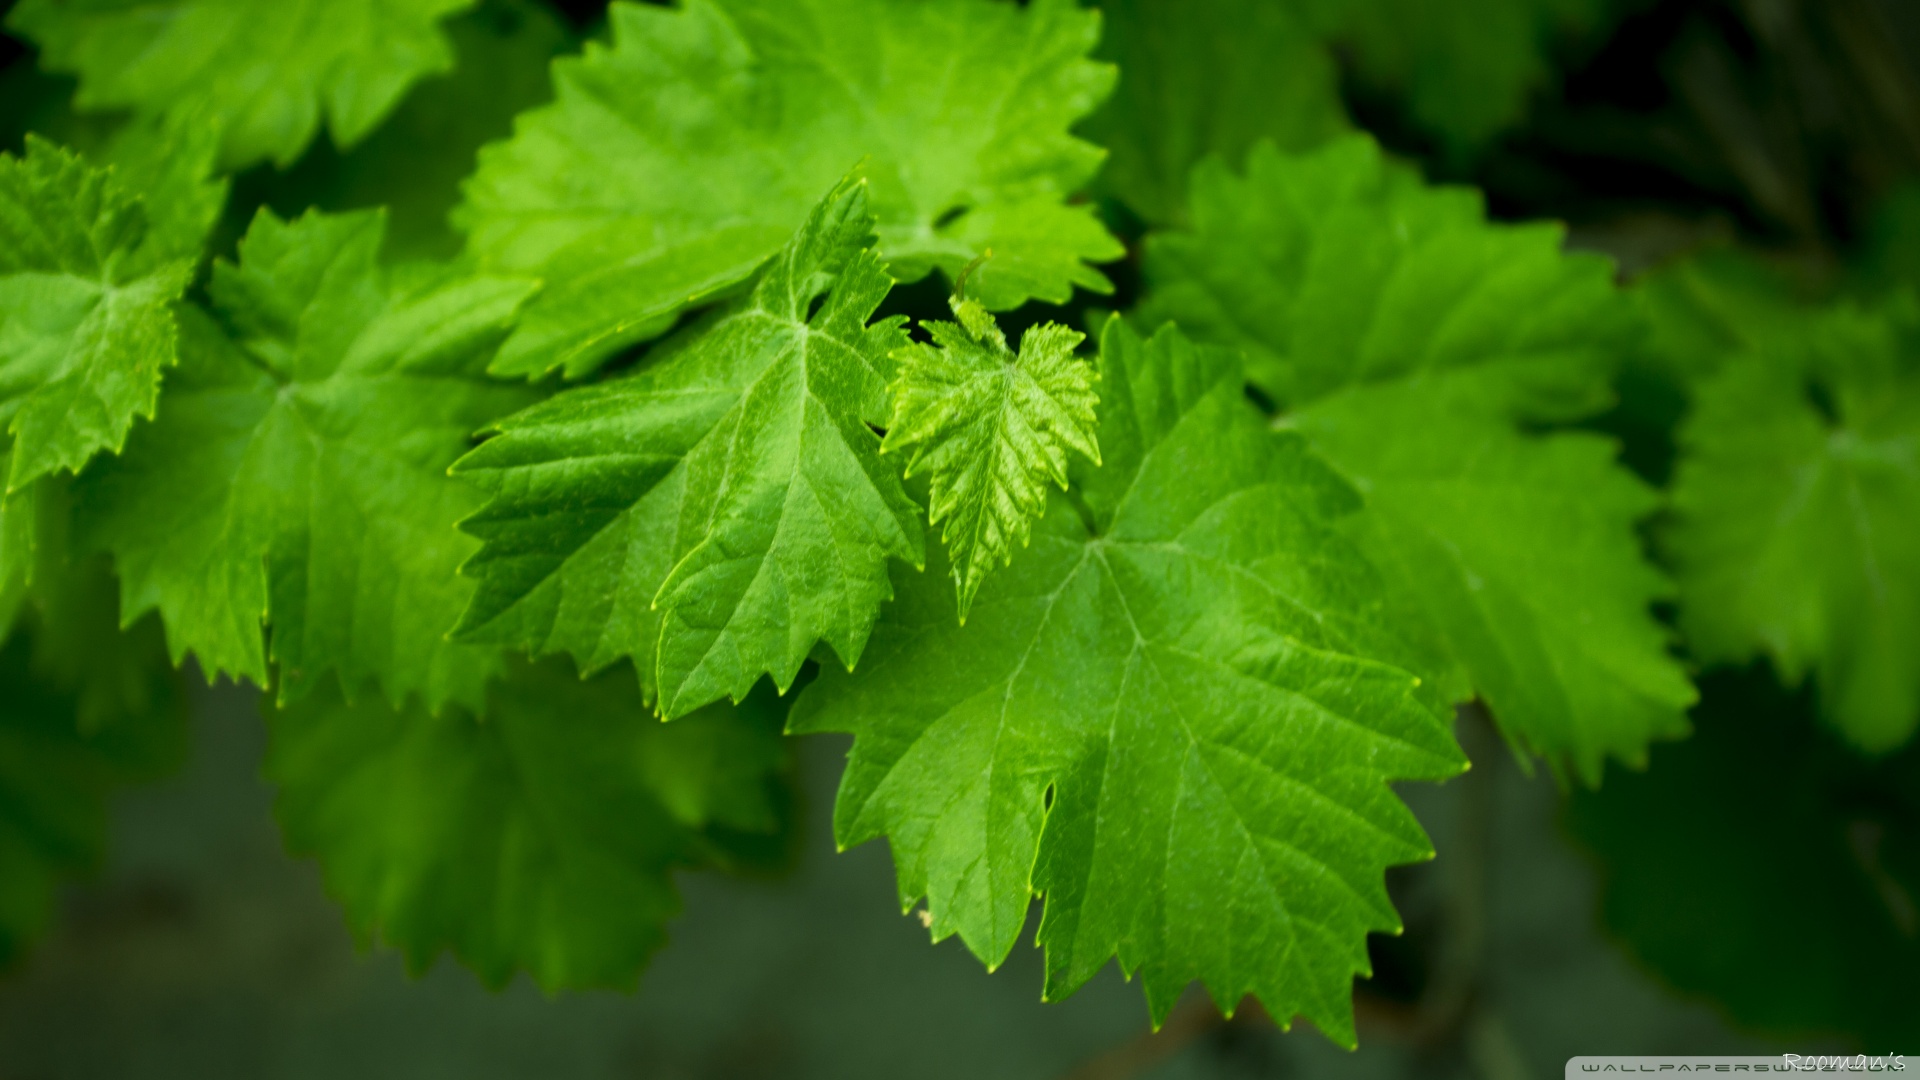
[1668,298,1920,752]
[97,112,230,270]
[6,0,478,170]
[456,0,1121,379]
[455,179,920,718]
[791,319,1465,1046]
[1299,0,1625,154]
[0,572,188,970]
[1568,667,1920,1047]
[265,656,791,991]
[76,208,538,711]
[1140,136,1693,784]
[883,295,1099,619]
[1082,0,1349,226]
[0,137,194,492]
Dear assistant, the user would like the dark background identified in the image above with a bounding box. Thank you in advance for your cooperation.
[0,683,1792,1080]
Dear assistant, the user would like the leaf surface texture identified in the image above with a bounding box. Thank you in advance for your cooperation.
[454,180,922,717]
[1140,137,1693,783]
[78,209,537,710]
[793,319,1464,1045]
[458,0,1121,378]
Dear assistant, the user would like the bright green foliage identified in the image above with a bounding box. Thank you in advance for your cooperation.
[0,575,187,969]
[7,0,477,170]
[884,294,1099,619]
[1300,0,1623,153]
[457,0,1121,379]
[1140,137,1693,784]
[1668,299,1920,752]
[94,112,229,268]
[0,137,193,492]
[792,319,1465,1045]
[1569,667,1920,1047]
[1084,0,1348,226]
[454,180,921,718]
[76,208,538,711]
[265,657,790,991]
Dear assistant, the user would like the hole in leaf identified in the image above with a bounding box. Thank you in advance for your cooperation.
[932,204,969,231]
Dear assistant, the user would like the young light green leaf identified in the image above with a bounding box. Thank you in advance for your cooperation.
[1083,0,1349,225]
[457,0,1121,379]
[6,0,477,170]
[792,319,1465,1047]
[0,137,194,493]
[883,293,1099,619]
[1141,136,1694,784]
[453,179,922,719]
[265,657,790,991]
[76,208,538,711]
[1668,299,1920,753]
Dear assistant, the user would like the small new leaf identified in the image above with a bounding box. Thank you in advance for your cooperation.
[0,137,193,492]
[884,288,1099,619]
[454,179,922,718]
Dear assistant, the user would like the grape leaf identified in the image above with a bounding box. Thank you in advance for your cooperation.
[791,319,1465,1046]
[453,178,922,719]
[1299,0,1625,154]
[1568,666,1920,1047]
[1140,136,1693,784]
[883,294,1099,619]
[0,571,188,970]
[456,0,1121,379]
[265,656,790,991]
[1668,298,1920,752]
[6,0,477,170]
[0,137,194,492]
[1082,0,1348,226]
[75,208,538,711]
[94,111,230,269]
